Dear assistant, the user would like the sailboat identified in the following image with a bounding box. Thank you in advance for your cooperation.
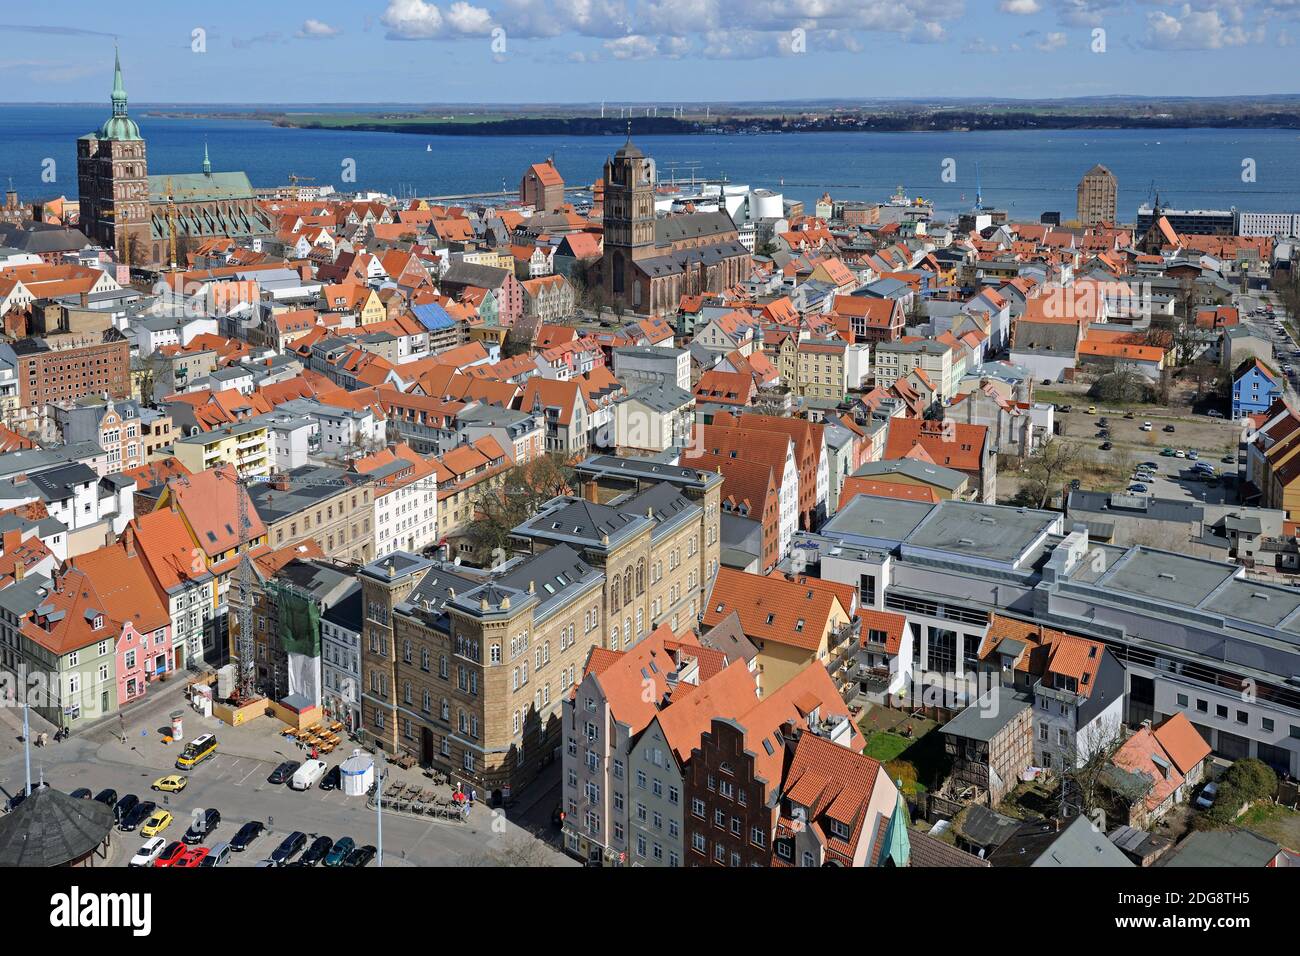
[426,144,432,152]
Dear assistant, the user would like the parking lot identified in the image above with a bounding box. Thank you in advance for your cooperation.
[1049,404,1243,500]
[0,683,574,868]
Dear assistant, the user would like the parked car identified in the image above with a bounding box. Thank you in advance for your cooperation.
[199,842,232,868]
[1188,449,1199,460]
[174,846,210,868]
[319,765,341,792]
[1207,409,1224,418]
[1161,448,1176,457]
[323,836,355,867]
[345,844,377,868]
[182,808,221,844]
[1222,454,1236,464]
[151,841,189,868]
[129,837,168,867]
[141,809,173,838]
[268,760,301,785]
[1100,441,1113,451]
[290,759,327,791]
[1175,449,1187,458]
[1140,461,1159,471]
[1059,404,1073,413]
[1128,484,1148,493]
[1195,781,1219,810]
[119,799,156,832]
[230,820,265,852]
[301,835,334,866]
[1123,411,1135,419]
[1087,405,1097,414]
[1140,422,1153,431]
[93,788,118,808]
[271,831,308,865]
[151,774,188,793]
[69,788,92,800]
[1163,424,1176,433]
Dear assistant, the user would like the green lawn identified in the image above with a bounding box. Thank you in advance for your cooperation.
[1237,803,1300,850]
[862,726,949,797]
[864,732,912,764]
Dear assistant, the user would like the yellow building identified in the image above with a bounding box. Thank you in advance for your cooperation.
[172,419,272,479]
[795,340,848,402]
[701,567,856,698]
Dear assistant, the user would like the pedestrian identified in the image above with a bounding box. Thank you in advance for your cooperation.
[469,788,476,807]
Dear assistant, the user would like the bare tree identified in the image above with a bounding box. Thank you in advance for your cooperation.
[1023,436,1086,508]
[1057,720,1134,820]
[462,834,561,867]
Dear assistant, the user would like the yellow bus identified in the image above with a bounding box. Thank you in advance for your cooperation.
[175,733,218,770]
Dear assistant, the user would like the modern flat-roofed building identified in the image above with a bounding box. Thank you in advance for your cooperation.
[791,493,1300,779]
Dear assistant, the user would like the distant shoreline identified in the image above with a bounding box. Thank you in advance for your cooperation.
[137,111,1300,136]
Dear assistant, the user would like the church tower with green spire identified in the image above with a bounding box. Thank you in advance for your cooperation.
[76,46,149,260]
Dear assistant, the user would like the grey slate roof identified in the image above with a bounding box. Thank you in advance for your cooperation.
[1161,828,1281,867]
[940,685,1032,743]
[987,815,1134,868]
[0,787,113,867]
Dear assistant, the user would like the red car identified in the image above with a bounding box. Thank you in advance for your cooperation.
[151,841,188,867]
[174,846,210,868]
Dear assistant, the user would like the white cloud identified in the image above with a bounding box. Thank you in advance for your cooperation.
[962,36,1001,53]
[603,34,662,58]
[1141,3,1259,50]
[298,19,340,38]
[381,0,969,53]
[999,0,1042,14]
[1035,29,1068,49]
[381,0,496,38]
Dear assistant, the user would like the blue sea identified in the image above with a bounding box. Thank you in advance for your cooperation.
[3,104,1299,219]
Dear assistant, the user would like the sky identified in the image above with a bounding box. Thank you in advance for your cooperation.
[2,0,1298,103]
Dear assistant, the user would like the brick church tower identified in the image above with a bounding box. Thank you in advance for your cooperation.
[602,132,655,311]
[76,48,150,266]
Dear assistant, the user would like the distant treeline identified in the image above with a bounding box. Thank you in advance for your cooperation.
[146,111,1300,135]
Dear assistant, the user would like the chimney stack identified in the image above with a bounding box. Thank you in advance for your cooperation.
[123,525,136,558]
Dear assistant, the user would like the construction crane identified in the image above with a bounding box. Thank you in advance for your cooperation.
[287,172,316,201]
[165,176,178,270]
[215,466,259,702]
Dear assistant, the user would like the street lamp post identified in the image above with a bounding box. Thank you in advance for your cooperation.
[22,702,32,797]
[374,748,385,867]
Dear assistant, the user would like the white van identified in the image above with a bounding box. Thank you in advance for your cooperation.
[290,759,328,791]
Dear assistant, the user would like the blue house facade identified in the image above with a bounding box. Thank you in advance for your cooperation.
[1232,359,1280,420]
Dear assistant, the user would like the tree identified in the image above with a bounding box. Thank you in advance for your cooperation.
[1058,720,1131,821]
[1022,436,1085,508]
[467,454,576,562]
[462,833,561,867]
[1091,367,1151,405]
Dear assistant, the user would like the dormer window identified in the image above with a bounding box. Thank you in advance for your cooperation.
[93,615,104,630]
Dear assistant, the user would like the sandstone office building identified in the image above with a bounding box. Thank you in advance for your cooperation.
[357,456,722,801]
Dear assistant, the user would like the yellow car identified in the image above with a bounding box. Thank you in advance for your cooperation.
[141,809,173,837]
[1087,405,1097,414]
[152,774,188,793]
